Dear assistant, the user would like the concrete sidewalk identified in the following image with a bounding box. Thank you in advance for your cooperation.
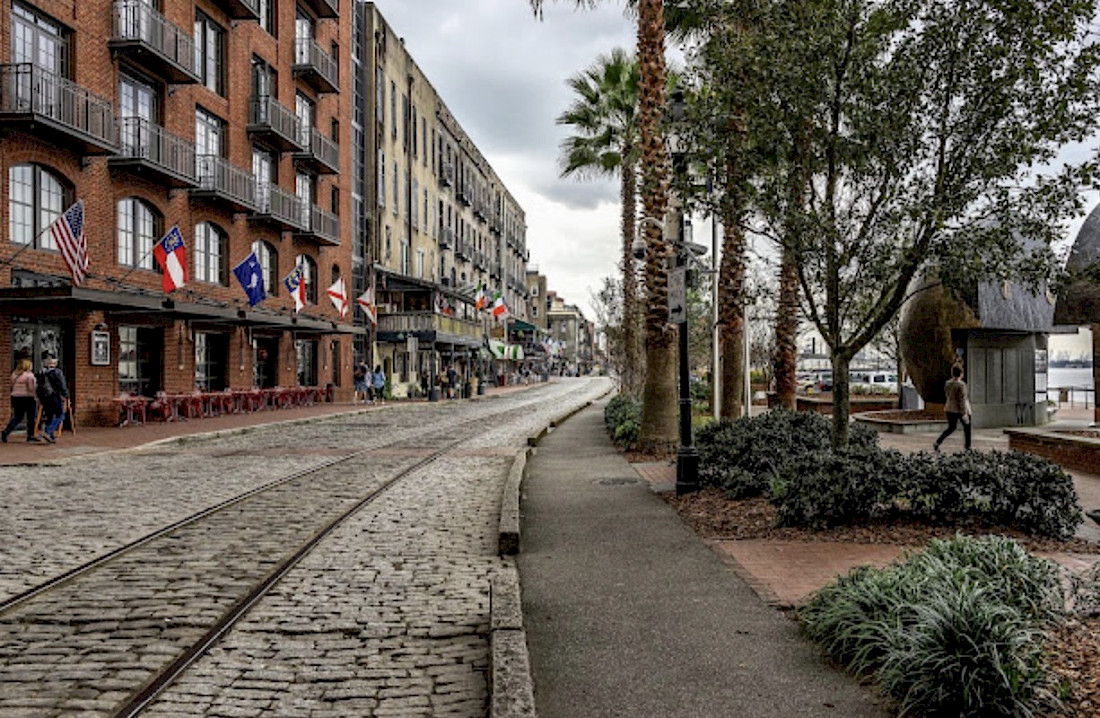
[516,402,888,718]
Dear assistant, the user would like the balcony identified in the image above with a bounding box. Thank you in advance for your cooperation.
[294,204,339,246]
[0,64,117,154]
[440,162,454,188]
[247,95,303,152]
[377,311,481,343]
[300,0,338,19]
[211,0,260,20]
[293,128,339,174]
[490,262,501,280]
[109,1,200,84]
[110,117,197,187]
[456,183,471,206]
[438,226,452,249]
[292,39,339,94]
[250,183,304,231]
[192,155,257,212]
[455,240,470,261]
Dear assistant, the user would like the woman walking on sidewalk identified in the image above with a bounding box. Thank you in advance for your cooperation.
[934,364,971,451]
[3,358,39,442]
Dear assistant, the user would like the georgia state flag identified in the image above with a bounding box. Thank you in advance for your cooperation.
[284,264,307,313]
[153,226,188,293]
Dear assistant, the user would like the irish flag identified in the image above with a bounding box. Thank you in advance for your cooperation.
[492,292,509,320]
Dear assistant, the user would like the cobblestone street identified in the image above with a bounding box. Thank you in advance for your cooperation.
[0,378,611,717]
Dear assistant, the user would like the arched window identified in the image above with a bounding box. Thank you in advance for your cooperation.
[117,197,161,269]
[251,240,277,295]
[194,222,227,285]
[8,164,71,250]
[296,254,317,304]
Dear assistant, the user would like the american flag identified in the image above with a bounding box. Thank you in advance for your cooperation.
[50,200,88,286]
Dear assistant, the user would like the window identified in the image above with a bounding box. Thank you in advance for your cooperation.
[411,178,418,229]
[411,105,418,158]
[252,146,276,211]
[252,240,278,295]
[194,12,225,95]
[402,93,409,148]
[117,197,160,269]
[391,161,398,216]
[297,253,317,303]
[376,66,385,124]
[251,55,276,98]
[296,171,313,226]
[296,338,318,386]
[195,107,225,157]
[294,11,313,64]
[422,118,428,167]
[8,164,70,250]
[119,326,159,396]
[390,80,396,137]
[400,238,409,275]
[12,3,68,75]
[194,222,227,285]
[378,150,386,208]
[416,249,424,279]
[195,332,227,391]
[296,93,314,143]
[258,0,275,35]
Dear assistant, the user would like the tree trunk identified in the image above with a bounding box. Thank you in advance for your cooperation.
[635,0,676,454]
[620,160,640,395]
[719,219,745,418]
[831,351,852,450]
[773,242,799,409]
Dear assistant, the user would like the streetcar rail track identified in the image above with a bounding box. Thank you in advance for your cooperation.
[0,387,582,618]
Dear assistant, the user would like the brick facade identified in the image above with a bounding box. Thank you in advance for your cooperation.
[0,0,357,424]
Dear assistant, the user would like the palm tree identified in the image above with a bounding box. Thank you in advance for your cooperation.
[531,0,676,453]
[557,49,643,395]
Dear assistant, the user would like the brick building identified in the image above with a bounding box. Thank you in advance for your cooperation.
[0,0,530,422]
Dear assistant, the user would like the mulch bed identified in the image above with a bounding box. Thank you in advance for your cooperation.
[658,486,1100,717]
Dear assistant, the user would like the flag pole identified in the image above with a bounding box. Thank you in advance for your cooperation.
[0,219,71,271]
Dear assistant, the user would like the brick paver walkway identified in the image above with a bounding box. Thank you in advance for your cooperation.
[632,407,1100,607]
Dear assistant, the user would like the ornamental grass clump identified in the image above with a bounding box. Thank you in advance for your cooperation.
[801,535,1063,717]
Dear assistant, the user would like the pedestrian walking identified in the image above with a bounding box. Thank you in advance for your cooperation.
[2,358,39,443]
[934,364,971,451]
[446,365,457,399]
[38,355,68,444]
[353,361,369,404]
[372,366,386,404]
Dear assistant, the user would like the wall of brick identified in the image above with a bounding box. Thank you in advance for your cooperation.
[1005,430,1100,476]
[0,0,356,425]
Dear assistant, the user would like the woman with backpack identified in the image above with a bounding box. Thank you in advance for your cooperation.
[3,358,39,442]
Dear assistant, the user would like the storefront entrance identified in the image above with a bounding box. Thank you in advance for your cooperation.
[254,336,279,389]
[11,319,67,373]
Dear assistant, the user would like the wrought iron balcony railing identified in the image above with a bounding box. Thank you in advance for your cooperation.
[292,38,338,94]
[247,95,303,152]
[193,154,257,212]
[109,0,200,83]
[252,182,304,230]
[293,128,339,174]
[0,63,117,154]
[111,116,197,187]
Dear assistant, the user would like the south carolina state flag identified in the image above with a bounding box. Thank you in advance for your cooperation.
[153,226,187,293]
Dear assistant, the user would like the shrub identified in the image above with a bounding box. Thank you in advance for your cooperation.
[770,445,1082,539]
[801,535,1062,718]
[696,410,879,498]
[604,394,641,450]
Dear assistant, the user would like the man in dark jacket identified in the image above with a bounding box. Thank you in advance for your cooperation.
[39,356,68,444]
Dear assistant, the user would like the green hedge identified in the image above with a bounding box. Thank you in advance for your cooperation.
[604,394,641,450]
[697,409,1083,539]
[801,535,1062,717]
[696,410,879,499]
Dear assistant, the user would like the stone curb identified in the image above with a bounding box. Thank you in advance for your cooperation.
[490,562,536,718]
[498,449,528,556]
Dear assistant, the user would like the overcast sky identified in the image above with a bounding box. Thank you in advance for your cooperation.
[371,0,637,321]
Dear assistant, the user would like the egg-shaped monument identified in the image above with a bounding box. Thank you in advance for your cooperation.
[900,262,1057,429]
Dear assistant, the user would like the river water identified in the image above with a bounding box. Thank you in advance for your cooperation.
[1049,366,1095,390]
